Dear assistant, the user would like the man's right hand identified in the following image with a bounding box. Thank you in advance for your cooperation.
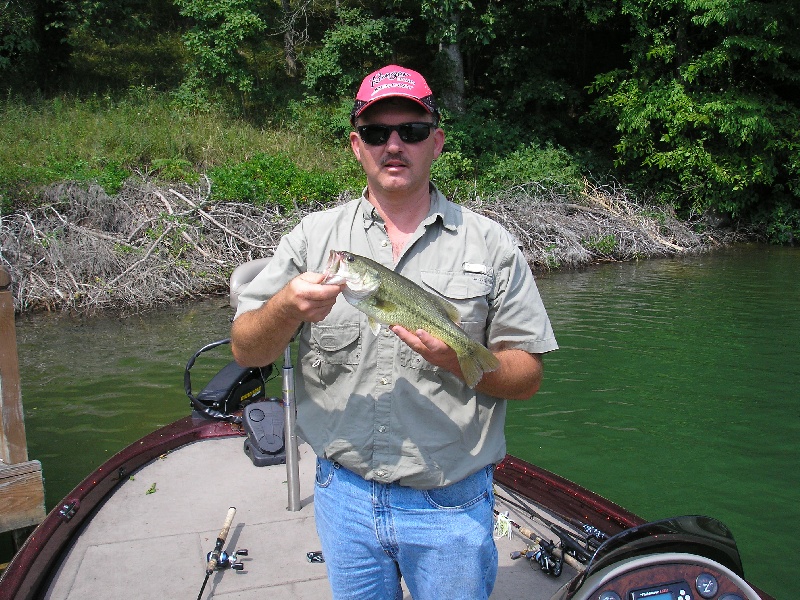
[231,272,344,367]
[281,272,344,323]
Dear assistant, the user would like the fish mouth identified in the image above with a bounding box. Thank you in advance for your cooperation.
[322,250,346,284]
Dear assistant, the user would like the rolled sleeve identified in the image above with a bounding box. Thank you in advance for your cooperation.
[234,227,308,319]
[487,244,559,355]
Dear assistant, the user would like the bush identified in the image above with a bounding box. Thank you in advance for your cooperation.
[208,152,355,208]
[302,8,410,100]
[431,149,476,201]
[480,143,583,195]
[760,199,800,245]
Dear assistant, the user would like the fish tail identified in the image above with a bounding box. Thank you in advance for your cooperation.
[458,342,500,389]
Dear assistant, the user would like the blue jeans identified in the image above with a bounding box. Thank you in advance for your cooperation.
[314,458,498,600]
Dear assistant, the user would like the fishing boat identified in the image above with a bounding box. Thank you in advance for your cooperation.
[0,261,774,600]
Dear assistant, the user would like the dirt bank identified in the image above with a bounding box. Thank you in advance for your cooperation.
[0,178,738,314]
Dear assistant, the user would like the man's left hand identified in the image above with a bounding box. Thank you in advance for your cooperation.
[389,325,463,378]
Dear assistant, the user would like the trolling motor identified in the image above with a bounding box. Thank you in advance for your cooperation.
[184,338,272,423]
[184,338,287,467]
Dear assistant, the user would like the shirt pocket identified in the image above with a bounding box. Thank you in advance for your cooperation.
[398,271,493,371]
[309,323,362,383]
[420,270,493,329]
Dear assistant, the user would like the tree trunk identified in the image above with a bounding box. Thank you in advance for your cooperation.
[281,0,298,77]
[439,13,465,114]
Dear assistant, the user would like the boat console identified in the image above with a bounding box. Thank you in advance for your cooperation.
[551,516,763,600]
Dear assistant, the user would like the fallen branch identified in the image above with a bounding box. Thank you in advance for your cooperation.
[105,225,174,288]
[169,188,272,250]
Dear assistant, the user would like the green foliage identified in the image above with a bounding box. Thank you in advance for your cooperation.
[151,158,199,184]
[47,0,170,45]
[302,8,411,100]
[46,157,130,194]
[589,0,800,236]
[431,149,476,200]
[444,99,528,161]
[758,199,800,245]
[171,73,215,114]
[0,1,37,73]
[480,143,584,195]
[2,0,800,243]
[175,0,267,94]
[286,97,353,143]
[583,233,617,255]
[208,152,356,208]
[67,30,187,91]
[0,90,358,212]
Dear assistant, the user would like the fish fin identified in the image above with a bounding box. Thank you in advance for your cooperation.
[457,342,501,389]
[368,317,382,336]
[430,294,462,325]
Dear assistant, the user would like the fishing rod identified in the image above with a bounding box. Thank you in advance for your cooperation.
[495,481,607,554]
[197,507,237,600]
[493,509,584,575]
[493,480,613,578]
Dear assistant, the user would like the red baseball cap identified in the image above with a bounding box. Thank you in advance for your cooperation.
[351,65,439,124]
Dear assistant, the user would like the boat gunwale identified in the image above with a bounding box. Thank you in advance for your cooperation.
[494,455,646,538]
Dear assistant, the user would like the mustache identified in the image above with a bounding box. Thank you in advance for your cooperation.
[380,154,411,168]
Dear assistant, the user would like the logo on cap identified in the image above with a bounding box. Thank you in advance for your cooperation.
[351,64,438,123]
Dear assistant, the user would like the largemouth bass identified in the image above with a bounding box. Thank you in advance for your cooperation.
[322,250,499,388]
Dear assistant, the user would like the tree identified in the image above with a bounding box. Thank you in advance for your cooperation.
[420,1,471,113]
[0,1,36,74]
[175,0,268,94]
[302,7,410,100]
[589,0,800,240]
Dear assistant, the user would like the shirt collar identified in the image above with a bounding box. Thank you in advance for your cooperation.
[360,184,457,232]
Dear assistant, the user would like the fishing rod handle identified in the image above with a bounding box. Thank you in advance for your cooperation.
[206,507,237,573]
[218,507,237,545]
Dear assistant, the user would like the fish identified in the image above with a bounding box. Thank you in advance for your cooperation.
[321,250,499,388]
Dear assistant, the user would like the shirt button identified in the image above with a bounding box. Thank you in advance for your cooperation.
[375,469,387,478]
[381,240,390,247]
[378,425,387,433]
[380,377,390,385]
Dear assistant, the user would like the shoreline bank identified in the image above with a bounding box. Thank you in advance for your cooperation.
[0,178,742,315]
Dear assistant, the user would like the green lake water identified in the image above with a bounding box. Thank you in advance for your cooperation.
[6,244,798,598]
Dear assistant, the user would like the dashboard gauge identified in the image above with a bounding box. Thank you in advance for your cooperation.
[696,573,719,598]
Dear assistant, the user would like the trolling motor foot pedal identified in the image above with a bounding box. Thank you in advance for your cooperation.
[243,400,287,467]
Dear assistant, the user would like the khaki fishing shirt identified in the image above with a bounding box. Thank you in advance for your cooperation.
[235,186,558,489]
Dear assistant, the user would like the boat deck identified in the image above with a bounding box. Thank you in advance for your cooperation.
[41,435,576,599]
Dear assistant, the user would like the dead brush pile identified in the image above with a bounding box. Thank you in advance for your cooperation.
[0,177,733,313]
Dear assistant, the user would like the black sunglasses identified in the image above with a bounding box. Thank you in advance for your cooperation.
[357,122,435,146]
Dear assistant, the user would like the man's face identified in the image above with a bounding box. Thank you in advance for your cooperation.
[350,99,444,199]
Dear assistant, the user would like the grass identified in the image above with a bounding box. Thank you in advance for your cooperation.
[0,89,360,210]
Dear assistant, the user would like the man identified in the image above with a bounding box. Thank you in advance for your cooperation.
[231,64,558,599]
